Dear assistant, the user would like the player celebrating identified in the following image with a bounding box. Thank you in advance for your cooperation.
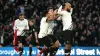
[13,13,29,56]
[57,2,73,56]
[38,8,60,56]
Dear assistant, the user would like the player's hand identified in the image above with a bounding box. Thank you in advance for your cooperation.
[15,29,18,31]
[36,39,39,43]
[37,53,41,56]
[24,26,28,31]
[23,28,28,31]
[26,37,31,41]
[54,9,58,15]
[13,40,15,45]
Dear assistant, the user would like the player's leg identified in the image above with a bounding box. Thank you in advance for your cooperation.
[50,40,59,56]
[37,38,48,56]
[18,36,24,56]
[44,35,60,56]
[65,44,72,56]
[38,45,49,56]
[29,44,32,56]
[63,30,73,56]
[43,47,49,56]
[18,43,23,56]
[28,38,36,56]
[36,46,42,50]
[37,35,60,56]
[49,40,59,56]
[29,37,44,56]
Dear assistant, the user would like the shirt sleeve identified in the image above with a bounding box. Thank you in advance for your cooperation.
[33,25,37,32]
[57,5,63,15]
[56,16,62,20]
[26,19,29,30]
[38,17,48,38]
[70,8,73,14]
[13,20,17,30]
[40,18,48,33]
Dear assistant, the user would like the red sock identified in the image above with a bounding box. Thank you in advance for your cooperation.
[39,48,47,54]
[14,46,19,52]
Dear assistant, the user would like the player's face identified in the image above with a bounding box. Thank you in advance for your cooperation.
[48,9,54,14]
[53,9,57,15]
[19,14,24,20]
[29,21,34,26]
[65,3,71,11]
[47,9,54,21]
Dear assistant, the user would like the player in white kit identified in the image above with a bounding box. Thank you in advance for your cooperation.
[57,2,73,56]
[38,8,60,56]
[13,13,29,56]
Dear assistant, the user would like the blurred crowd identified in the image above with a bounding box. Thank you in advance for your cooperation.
[0,0,100,47]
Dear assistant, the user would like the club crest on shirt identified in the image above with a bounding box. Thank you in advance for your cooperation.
[33,29,35,31]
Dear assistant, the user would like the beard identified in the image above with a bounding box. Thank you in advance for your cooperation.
[67,9,71,12]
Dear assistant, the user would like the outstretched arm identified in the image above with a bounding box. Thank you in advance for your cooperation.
[57,5,63,15]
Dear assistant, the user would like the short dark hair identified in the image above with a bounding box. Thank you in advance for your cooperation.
[19,13,24,16]
[42,7,53,17]
[28,19,36,23]
[62,2,71,9]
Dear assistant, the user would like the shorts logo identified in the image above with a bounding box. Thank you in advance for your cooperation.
[65,52,70,55]
[33,29,35,31]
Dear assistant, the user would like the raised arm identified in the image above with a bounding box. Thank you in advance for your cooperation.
[70,8,73,14]
[57,5,63,15]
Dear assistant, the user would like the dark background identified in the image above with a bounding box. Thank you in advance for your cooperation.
[0,0,100,47]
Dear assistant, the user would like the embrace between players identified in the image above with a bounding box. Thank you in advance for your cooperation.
[13,2,73,56]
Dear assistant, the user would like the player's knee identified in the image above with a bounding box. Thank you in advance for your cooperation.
[19,47,23,52]
[43,37,54,47]
[51,40,60,48]
[49,47,59,56]
[55,40,60,47]
[29,47,32,52]
[18,43,23,47]
[29,44,32,47]
[36,46,40,48]
[65,44,72,50]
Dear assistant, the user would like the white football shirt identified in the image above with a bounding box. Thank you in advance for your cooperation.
[38,17,54,38]
[57,5,73,31]
[13,19,29,36]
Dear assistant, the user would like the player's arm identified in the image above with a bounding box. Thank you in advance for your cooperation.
[53,9,61,20]
[29,34,32,38]
[46,13,55,21]
[26,20,29,30]
[53,7,62,21]
[47,10,61,21]
[24,20,29,31]
[34,31,38,43]
[27,31,38,43]
[33,25,39,43]
[26,34,32,42]
[38,18,48,38]
[57,5,63,15]
[70,8,73,14]
[55,15,62,20]
[25,20,29,30]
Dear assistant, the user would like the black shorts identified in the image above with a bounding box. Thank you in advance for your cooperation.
[29,38,39,46]
[46,34,57,43]
[17,36,26,45]
[38,34,57,47]
[61,30,73,44]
